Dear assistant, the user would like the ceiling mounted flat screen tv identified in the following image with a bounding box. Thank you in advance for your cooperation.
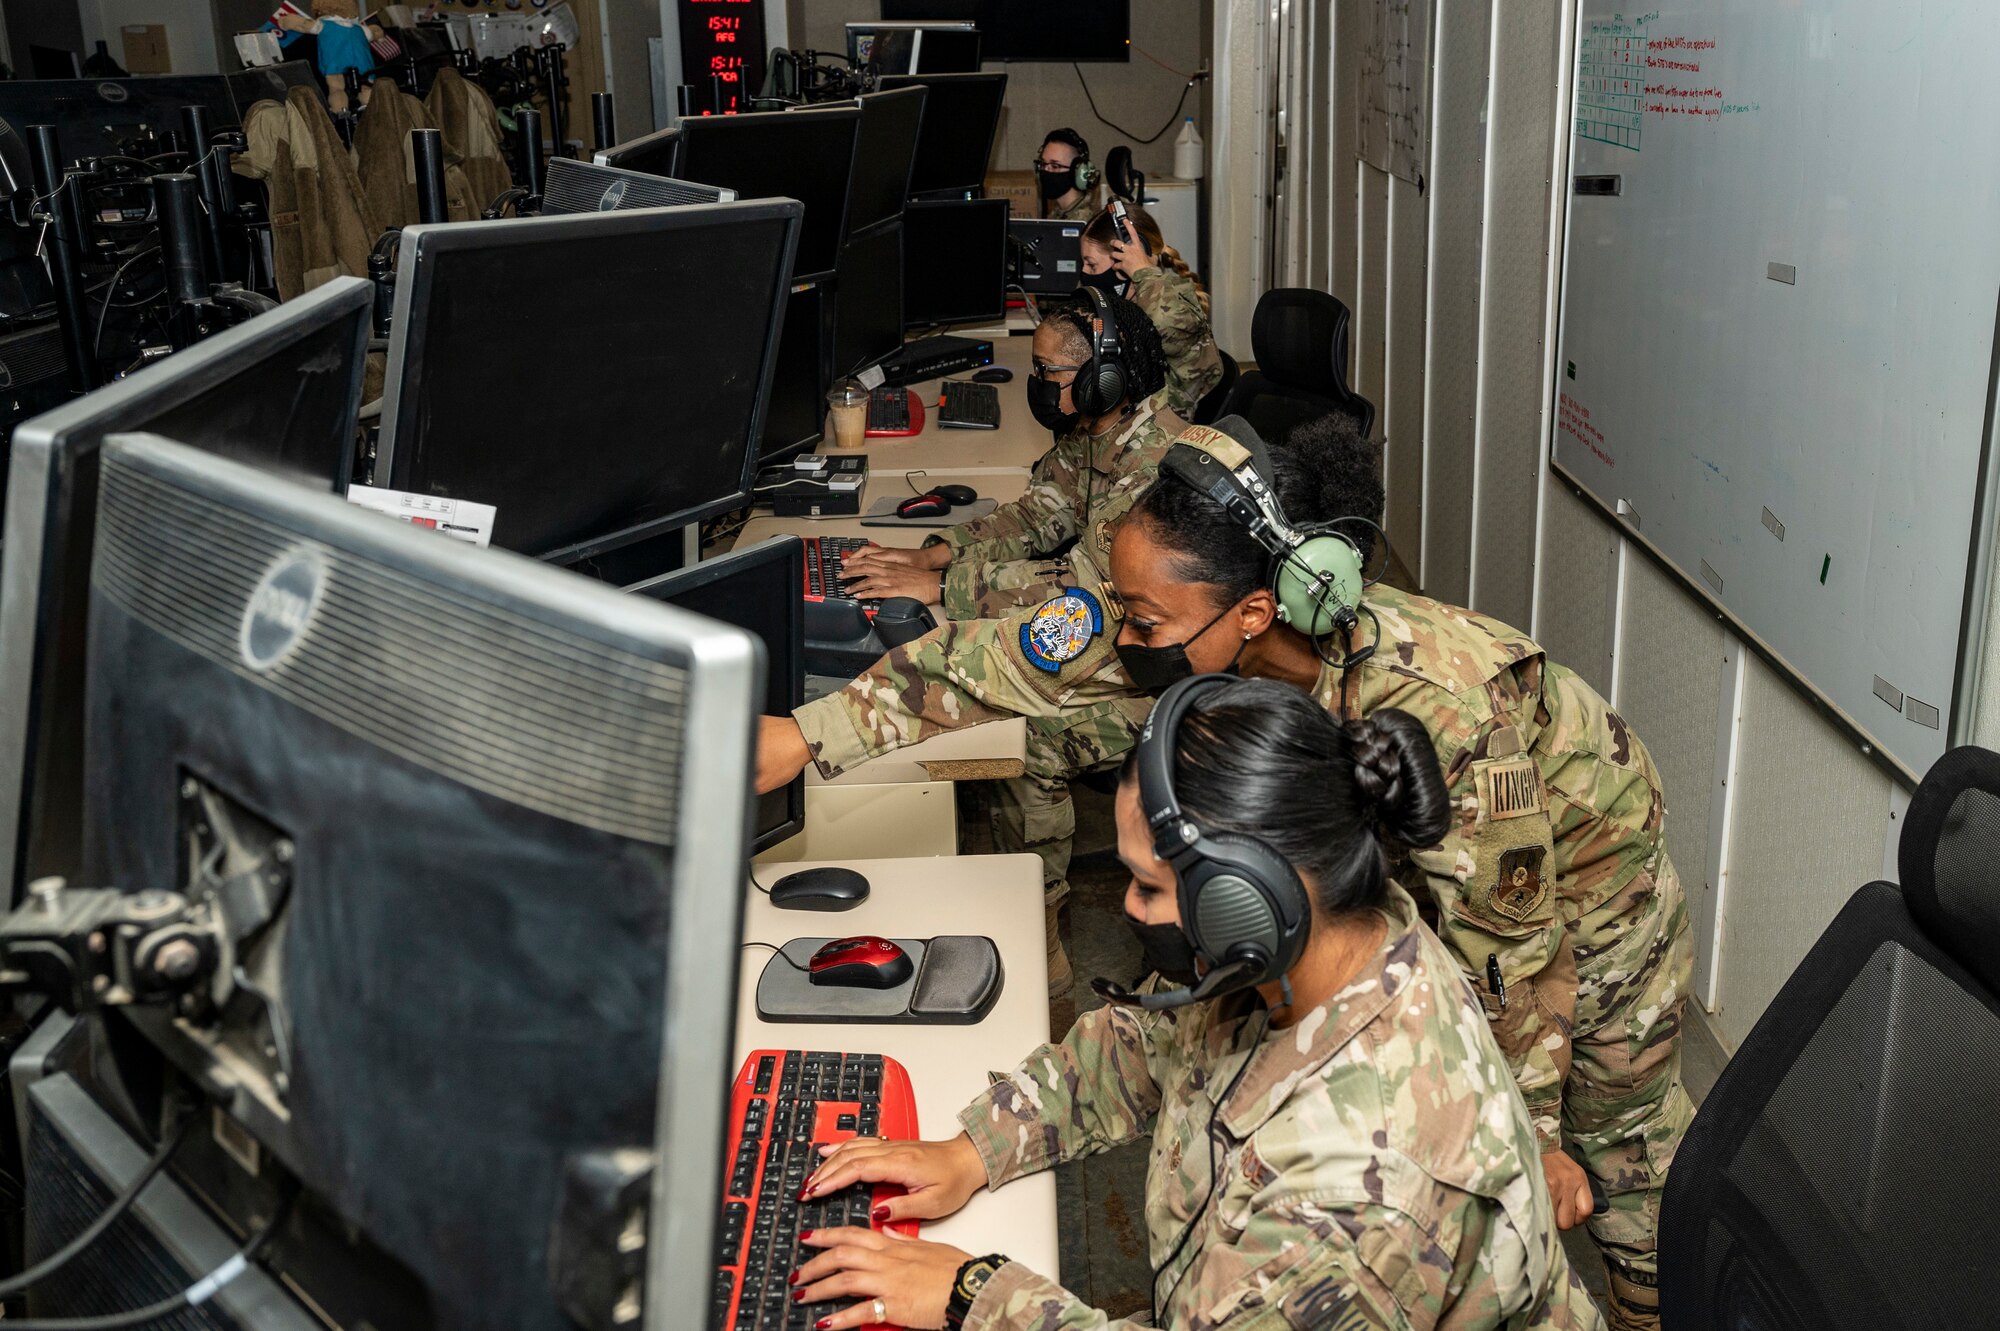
[879,1,1129,62]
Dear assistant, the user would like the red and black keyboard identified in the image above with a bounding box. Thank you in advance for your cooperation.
[712,1049,919,1331]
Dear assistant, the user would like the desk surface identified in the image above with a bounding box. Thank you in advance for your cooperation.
[845,334,1051,474]
[736,854,1060,1279]
[734,467,1029,547]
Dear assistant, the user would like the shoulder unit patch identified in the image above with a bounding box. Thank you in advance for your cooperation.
[1020,587,1104,673]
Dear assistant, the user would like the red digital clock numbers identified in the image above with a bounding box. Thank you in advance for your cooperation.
[677,0,767,114]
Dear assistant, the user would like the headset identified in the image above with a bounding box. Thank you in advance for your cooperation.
[1092,674,1313,1012]
[1066,285,1129,417]
[1039,128,1100,194]
[1159,418,1367,640]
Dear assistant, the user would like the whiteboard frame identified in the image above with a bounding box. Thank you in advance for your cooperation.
[1544,2,2000,786]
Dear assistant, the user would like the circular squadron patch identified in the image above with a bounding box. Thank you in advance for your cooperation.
[1020,588,1104,673]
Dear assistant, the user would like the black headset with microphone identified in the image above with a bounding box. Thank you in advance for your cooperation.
[1066,285,1129,417]
[1040,127,1100,193]
[1092,674,1313,1011]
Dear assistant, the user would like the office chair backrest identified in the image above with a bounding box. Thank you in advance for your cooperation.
[1219,288,1376,442]
[1659,745,2000,1330]
[1193,348,1238,425]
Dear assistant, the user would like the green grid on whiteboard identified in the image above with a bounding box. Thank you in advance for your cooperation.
[1577,20,1645,150]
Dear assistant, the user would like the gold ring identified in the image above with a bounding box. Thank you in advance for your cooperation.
[872,1297,887,1323]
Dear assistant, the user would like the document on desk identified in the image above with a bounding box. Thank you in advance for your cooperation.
[345,484,496,547]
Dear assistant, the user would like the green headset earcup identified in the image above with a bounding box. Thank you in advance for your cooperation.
[1073,158,1100,192]
[1273,533,1365,637]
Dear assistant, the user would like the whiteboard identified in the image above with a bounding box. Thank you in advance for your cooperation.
[1554,2,2000,775]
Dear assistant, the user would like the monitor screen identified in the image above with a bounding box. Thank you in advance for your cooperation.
[878,73,1007,196]
[845,23,981,75]
[624,536,804,853]
[881,0,1128,61]
[84,430,754,1331]
[594,125,679,178]
[0,278,370,905]
[847,85,926,235]
[831,223,904,377]
[674,105,862,281]
[379,201,801,564]
[904,199,1008,326]
[761,283,827,462]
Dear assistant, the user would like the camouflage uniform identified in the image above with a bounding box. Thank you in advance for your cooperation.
[955,884,1605,1330]
[930,396,1185,621]
[1315,585,1693,1325]
[1048,189,1102,223]
[1125,266,1222,421]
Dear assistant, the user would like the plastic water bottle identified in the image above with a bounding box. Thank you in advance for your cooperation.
[1174,116,1205,180]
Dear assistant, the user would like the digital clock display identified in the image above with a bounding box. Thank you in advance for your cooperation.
[677,0,767,114]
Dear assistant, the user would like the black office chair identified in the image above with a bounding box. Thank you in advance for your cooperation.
[1658,745,2000,1330]
[1218,289,1376,442]
[1192,349,1238,425]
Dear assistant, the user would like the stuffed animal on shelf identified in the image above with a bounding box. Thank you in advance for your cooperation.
[273,0,384,112]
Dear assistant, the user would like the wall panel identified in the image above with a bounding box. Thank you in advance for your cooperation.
[1353,164,1389,430]
[1383,172,1428,581]
[1534,479,1616,697]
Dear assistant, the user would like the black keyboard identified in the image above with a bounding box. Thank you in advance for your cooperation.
[714,1049,920,1331]
[803,535,873,603]
[937,381,1000,430]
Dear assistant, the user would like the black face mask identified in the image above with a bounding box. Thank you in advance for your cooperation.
[1038,167,1074,200]
[1026,375,1080,436]
[1077,268,1127,298]
[1123,912,1201,986]
[1114,604,1247,696]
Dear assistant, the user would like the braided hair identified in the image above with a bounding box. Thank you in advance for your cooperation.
[1046,290,1170,408]
[1121,679,1448,917]
[1083,206,1211,314]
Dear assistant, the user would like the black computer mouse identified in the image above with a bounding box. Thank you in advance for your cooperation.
[896,493,952,519]
[933,483,978,505]
[972,367,1013,384]
[808,935,913,989]
[767,866,870,911]
[871,597,936,647]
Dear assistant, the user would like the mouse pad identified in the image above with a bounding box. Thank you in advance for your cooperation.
[859,498,999,528]
[755,936,1003,1024]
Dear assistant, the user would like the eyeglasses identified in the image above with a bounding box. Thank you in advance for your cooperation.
[1032,158,1072,172]
[1031,362,1082,381]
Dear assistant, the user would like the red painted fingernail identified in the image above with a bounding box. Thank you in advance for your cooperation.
[800,1229,814,1241]
[792,1290,806,1303]
[871,1205,889,1222]
[816,1321,832,1331]
[788,1271,799,1286]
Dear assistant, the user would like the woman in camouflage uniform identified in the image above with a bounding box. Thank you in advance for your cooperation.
[782,680,1601,1331]
[1080,205,1223,421]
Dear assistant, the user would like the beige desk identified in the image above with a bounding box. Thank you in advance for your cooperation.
[734,466,1029,547]
[735,854,1061,1278]
[844,334,1053,474]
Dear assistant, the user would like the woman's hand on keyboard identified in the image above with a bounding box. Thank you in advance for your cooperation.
[841,566,944,604]
[802,1133,986,1223]
[845,544,950,575]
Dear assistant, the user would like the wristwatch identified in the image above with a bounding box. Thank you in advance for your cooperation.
[944,1253,1010,1329]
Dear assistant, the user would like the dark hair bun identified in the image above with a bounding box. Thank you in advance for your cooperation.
[1347,709,1451,848]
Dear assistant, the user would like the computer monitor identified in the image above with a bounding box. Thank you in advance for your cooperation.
[879,73,1007,198]
[28,46,82,80]
[1008,217,1085,294]
[881,0,1129,61]
[0,276,370,908]
[625,536,804,852]
[905,198,1008,326]
[673,105,862,283]
[761,282,828,462]
[847,85,926,235]
[377,200,802,564]
[538,155,729,213]
[80,430,755,1331]
[593,124,679,177]
[831,223,905,377]
[845,22,982,75]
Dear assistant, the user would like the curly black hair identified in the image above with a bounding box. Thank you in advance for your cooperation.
[1127,413,1384,610]
[1045,290,1169,408]
[1041,127,1090,160]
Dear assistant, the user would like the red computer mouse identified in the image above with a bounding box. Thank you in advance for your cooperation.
[808,936,914,989]
[896,493,952,520]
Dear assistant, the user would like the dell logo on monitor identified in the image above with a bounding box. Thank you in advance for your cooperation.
[598,179,628,211]
[240,548,327,672]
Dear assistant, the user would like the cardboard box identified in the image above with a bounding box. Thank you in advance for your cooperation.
[984,169,1038,215]
[121,24,171,74]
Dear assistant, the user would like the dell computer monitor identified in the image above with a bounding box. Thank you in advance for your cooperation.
[82,430,754,1331]
[0,276,370,908]
[879,73,1007,197]
[538,155,730,214]
[673,105,862,282]
[831,223,905,376]
[847,85,926,235]
[762,282,828,462]
[594,124,680,178]
[905,198,1008,326]
[378,200,802,564]
[845,22,981,75]
[625,536,804,852]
